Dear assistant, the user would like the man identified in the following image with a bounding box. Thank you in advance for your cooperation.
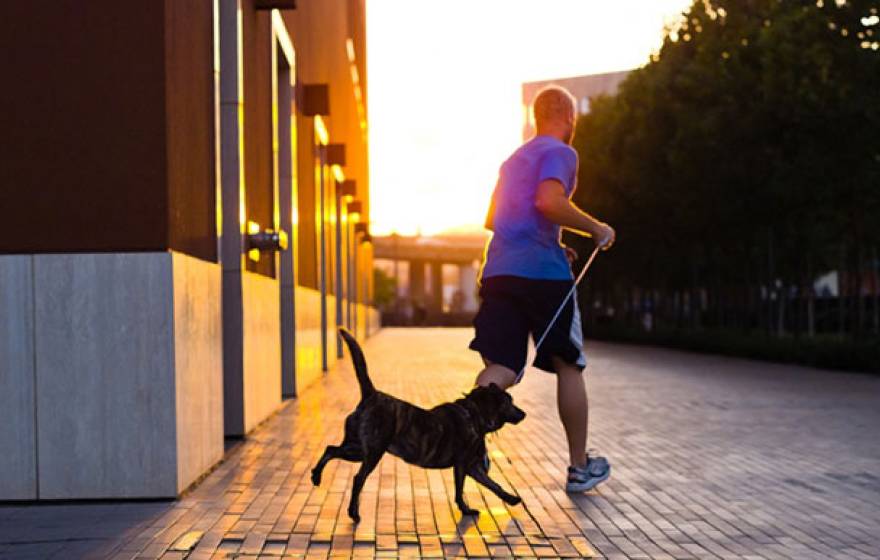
[470,85,615,492]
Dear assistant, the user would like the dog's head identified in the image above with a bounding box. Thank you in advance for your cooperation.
[466,383,526,432]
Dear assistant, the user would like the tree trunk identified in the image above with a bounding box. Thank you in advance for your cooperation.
[777,282,786,337]
[679,289,686,329]
[838,244,847,337]
[807,291,815,337]
[873,246,879,336]
[743,245,751,331]
[714,253,720,329]
[857,245,866,337]
[768,231,776,336]
[746,247,757,332]
[806,254,815,338]
[692,259,701,329]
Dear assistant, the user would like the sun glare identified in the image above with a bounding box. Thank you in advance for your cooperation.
[367,0,692,236]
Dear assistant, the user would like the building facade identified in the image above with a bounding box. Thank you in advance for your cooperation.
[522,70,631,140]
[0,0,377,500]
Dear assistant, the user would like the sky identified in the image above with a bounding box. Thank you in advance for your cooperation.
[366,0,693,236]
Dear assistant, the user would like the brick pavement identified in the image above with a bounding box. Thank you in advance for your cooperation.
[1,328,879,559]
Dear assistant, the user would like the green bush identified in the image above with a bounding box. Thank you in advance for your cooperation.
[585,325,880,374]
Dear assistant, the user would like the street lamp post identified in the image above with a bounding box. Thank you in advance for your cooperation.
[355,222,371,336]
[334,180,343,358]
[345,211,354,333]
[347,199,363,334]
[392,232,399,322]
[317,145,328,371]
[326,146,346,360]
[334,181,357,345]
[349,218,355,331]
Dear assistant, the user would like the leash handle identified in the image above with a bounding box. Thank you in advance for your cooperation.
[526,246,600,373]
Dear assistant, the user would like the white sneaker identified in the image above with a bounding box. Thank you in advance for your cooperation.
[565,454,611,493]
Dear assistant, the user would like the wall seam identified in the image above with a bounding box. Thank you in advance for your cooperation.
[161,0,171,255]
[168,254,180,495]
[30,255,39,499]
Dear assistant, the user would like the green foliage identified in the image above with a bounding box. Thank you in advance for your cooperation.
[587,325,880,374]
[568,0,880,344]
[373,267,397,308]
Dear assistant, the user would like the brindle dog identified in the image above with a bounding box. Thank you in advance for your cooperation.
[312,328,526,522]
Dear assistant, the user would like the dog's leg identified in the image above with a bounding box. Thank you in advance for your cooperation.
[347,450,383,523]
[313,414,364,486]
[467,466,522,506]
[454,464,480,516]
[311,445,363,486]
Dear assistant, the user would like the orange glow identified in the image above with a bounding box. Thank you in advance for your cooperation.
[332,164,345,184]
[345,37,356,63]
[314,115,329,145]
[367,0,691,235]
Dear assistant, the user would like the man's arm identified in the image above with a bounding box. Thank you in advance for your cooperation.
[534,179,615,249]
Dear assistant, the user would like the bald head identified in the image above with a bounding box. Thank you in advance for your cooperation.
[532,85,576,143]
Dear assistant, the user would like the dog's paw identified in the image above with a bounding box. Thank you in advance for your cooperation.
[310,468,321,486]
[348,509,361,524]
[504,494,522,506]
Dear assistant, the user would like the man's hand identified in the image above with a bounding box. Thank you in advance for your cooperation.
[595,223,616,250]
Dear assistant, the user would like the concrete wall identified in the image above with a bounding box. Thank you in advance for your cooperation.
[241,272,282,433]
[172,253,224,492]
[326,294,340,372]
[292,289,375,395]
[33,253,177,498]
[294,287,324,393]
[0,256,37,499]
[354,303,382,342]
[0,252,223,499]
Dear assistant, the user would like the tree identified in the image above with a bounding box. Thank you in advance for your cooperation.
[373,268,397,309]
[568,0,880,339]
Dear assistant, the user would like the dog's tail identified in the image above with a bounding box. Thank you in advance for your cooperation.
[338,328,375,400]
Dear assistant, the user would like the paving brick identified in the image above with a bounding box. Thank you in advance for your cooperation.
[2,329,879,559]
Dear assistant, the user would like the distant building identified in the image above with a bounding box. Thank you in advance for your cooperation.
[373,234,488,325]
[522,70,631,139]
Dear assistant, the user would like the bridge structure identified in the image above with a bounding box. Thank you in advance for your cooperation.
[373,234,487,321]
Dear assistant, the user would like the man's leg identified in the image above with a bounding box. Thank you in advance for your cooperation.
[475,359,517,390]
[553,356,588,468]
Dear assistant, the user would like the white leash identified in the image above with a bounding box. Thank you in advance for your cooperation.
[525,246,601,374]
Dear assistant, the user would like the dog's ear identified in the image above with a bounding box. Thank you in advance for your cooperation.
[488,383,503,393]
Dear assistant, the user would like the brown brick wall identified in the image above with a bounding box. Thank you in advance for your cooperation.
[0,1,217,262]
[164,0,219,262]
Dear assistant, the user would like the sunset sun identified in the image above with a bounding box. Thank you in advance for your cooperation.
[367,0,693,236]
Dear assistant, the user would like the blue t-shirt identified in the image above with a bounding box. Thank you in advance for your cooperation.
[481,135,578,281]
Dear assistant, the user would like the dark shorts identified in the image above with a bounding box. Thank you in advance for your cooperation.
[469,275,586,381]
